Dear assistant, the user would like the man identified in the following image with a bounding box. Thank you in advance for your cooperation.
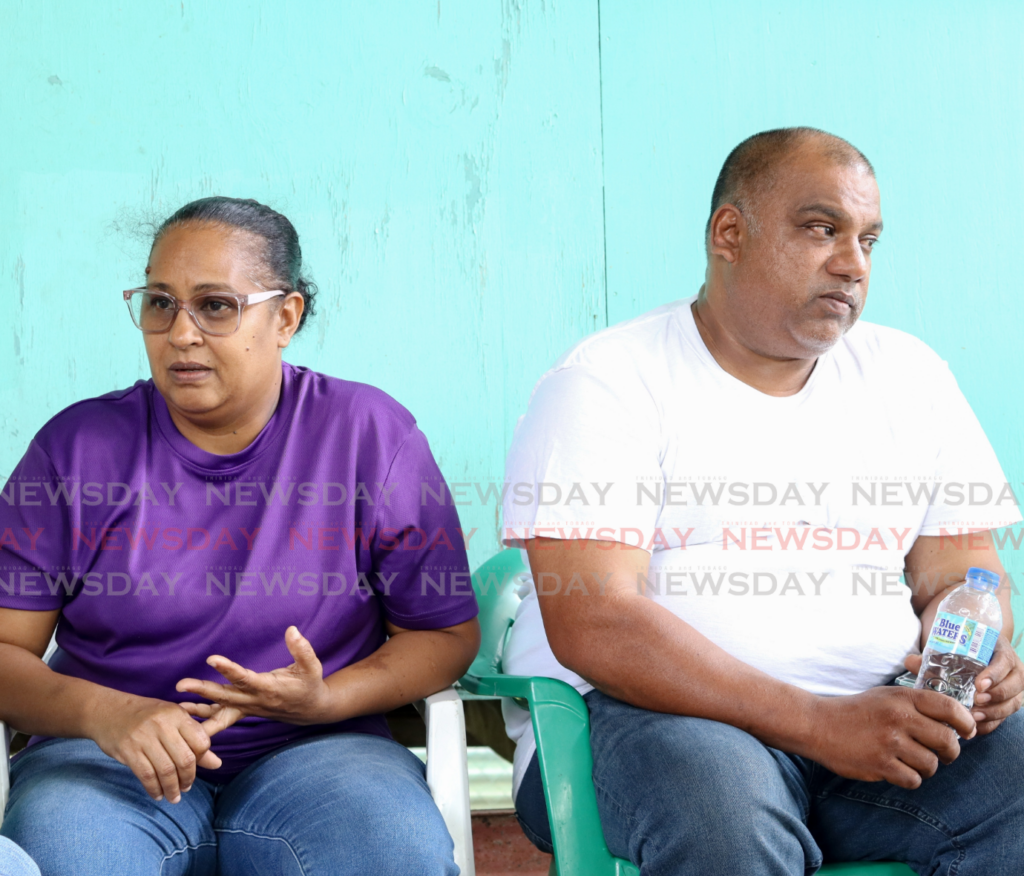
[501,127,1024,874]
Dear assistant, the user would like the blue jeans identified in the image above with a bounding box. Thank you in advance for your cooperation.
[0,836,41,876]
[516,689,1024,875]
[1,733,459,876]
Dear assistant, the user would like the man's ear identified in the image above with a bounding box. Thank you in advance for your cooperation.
[708,204,747,264]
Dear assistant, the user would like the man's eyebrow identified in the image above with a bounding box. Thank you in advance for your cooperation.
[797,203,883,233]
[797,203,848,222]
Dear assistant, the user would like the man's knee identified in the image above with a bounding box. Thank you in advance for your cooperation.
[586,693,817,872]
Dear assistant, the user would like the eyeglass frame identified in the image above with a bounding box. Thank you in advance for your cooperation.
[122,288,287,336]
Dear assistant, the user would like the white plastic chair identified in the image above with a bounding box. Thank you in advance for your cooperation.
[0,686,475,876]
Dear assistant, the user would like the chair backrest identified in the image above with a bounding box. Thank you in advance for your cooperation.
[467,548,527,678]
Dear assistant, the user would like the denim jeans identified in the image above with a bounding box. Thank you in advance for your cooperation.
[516,689,1024,875]
[1,733,459,876]
[0,835,41,876]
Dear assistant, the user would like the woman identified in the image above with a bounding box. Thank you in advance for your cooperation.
[0,198,480,875]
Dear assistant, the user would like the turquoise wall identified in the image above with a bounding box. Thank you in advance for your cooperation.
[3,1,1023,631]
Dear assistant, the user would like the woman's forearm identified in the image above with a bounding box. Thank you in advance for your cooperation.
[313,622,479,724]
[0,643,126,740]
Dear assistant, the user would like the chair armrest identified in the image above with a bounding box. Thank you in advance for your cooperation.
[422,688,475,876]
[1,720,11,827]
[460,674,639,876]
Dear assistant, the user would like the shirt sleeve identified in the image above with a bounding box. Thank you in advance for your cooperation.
[917,359,1022,535]
[0,438,75,610]
[502,358,664,550]
[369,426,479,629]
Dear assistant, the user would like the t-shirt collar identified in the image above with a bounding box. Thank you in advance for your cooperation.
[676,293,828,403]
[151,361,296,473]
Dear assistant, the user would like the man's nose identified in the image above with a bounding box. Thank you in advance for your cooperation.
[826,235,870,283]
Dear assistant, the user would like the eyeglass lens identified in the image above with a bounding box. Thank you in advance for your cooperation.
[128,291,241,334]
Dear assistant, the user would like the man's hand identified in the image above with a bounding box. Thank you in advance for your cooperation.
[807,686,976,789]
[972,637,1024,732]
[175,626,330,728]
[88,694,225,804]
[904,636,1024,735]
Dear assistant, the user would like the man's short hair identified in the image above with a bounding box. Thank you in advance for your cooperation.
[705,127,874,240]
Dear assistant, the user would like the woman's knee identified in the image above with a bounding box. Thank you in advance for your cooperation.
[217,734,458,876]
[0,836,41,876]
[5,739,216,876]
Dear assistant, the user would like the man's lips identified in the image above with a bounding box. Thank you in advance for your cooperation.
[819,291,857,313]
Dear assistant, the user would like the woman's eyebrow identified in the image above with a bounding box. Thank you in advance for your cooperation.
[145,282,239,294]
[192,283,240,294]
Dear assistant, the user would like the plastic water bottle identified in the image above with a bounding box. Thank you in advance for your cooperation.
[914,567,1002,707]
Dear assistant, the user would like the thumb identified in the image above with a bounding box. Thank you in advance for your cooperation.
[201,705,243,738]
[285,626,322,677]
[197,749,223,770]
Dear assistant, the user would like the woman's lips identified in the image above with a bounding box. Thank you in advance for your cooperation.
[168,365,212,383]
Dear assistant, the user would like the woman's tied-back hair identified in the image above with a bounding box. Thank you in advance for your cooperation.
[152,196,318,333]
[706,127,875,243]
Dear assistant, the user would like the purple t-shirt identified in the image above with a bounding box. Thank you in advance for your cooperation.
[0,362,477,779]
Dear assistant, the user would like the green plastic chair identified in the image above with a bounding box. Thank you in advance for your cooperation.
[459,549,914,876]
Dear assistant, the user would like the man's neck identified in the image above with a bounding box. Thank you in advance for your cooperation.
[690,296,817,397]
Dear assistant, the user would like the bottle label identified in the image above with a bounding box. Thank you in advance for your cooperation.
[926,611,998,664]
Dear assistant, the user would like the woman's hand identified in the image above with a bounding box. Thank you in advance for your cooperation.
[175,626,331,728]
[87,693,227,804]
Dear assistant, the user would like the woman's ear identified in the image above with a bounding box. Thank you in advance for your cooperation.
[276,292,305,348]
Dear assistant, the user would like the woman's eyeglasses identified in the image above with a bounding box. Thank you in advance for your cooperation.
[123,289,286,336]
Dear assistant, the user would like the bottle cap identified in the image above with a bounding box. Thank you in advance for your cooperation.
[966,567,1001,591]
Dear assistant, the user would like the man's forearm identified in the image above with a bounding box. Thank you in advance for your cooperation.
[551,590,822,758]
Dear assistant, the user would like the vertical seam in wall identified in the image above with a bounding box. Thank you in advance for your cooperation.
[596,0,609,329]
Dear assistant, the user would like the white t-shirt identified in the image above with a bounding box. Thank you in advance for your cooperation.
[500,295,1021,800]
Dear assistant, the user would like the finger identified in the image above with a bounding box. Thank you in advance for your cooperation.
[884,757,926,790]
[156,727,204,801]
[895,741,941,781]
[903,654,922,674]
[975,671,1024,706]
[206,655,263,690]
[176,678,256,707]
[285,626,323,677]
[128,750,168,801]
[178,701,218,717]
[975,717,1005,736]
[912,689,976,739]
[976,640,1015,693]
[975,658,1024,705]
[201,705,244,737]
[906,711,962,764]
[141,739,183,804]
[972,694,1022,727]
[175,716,223,771]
